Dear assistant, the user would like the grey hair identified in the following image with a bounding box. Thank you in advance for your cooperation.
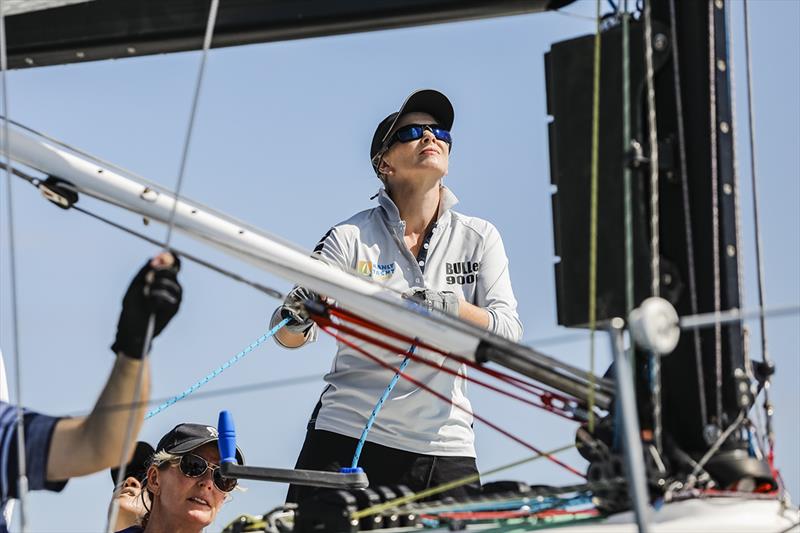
[150,450,180,466]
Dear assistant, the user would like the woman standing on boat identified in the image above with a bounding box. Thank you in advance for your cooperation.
[271,89,523,502]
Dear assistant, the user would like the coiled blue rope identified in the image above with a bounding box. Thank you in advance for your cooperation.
[351,344,416,469]
[145,318,290,419]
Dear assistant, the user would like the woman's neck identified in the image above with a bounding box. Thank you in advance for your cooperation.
[144,507,204,533]
[388,181,441,235]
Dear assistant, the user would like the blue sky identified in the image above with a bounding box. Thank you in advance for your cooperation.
[1,1,798,530]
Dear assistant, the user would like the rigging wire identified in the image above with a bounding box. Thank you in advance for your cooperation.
[684,410,746,491]
[62,373,321,419]
[643,0,663,453]
[163,0,219,248]
[0,162,285,298]
[667,0,709,430]
[742,0,775,459]
[0,3,30,529]
[106,1,220,532]
[587,0,602,434]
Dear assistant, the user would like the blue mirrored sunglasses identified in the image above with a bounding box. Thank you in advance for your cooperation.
[384,124,452,150]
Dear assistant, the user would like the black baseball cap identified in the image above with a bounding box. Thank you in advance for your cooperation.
[156,423,245,464]
[370,89,455,174]
[110,441,155,486]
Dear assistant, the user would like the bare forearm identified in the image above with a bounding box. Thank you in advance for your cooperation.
[458,300,490,329]
[47,354,150,480]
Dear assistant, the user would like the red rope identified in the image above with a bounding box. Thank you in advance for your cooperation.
[319,324,587,479]
[317,315,577,421]
[324,306,578,408]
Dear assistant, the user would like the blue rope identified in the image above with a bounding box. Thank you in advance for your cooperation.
[350,344,416,469]
[145,318,290,419]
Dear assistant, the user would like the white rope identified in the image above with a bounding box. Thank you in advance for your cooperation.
[642,0,662,454]
[0,1,30,529]
[708,0,724,429]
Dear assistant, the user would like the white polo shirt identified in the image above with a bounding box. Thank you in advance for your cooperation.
[297,185,522,457]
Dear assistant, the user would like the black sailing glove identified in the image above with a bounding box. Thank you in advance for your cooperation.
[279,286,321,333]
[404,287,460,317]
[111,254,183,359]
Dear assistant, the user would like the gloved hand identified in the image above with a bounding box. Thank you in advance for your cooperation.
[403,287,460,317]
[112,253,182,359]
[279,286,321,334]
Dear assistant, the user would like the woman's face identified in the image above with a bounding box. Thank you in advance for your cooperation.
[380,111,450,188]
[114,476,148,528]
[147,443,227,529]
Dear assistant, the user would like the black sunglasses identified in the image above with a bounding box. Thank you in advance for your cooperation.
[176,453,237,493]
[384,124,453,151]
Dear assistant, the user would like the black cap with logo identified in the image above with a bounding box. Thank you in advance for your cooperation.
[370,89,454,174]
[156,423,245,464]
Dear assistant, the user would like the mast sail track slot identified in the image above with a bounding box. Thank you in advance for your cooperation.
[0,122,607,405]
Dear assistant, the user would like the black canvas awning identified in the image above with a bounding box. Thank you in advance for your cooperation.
[6,0,576,69]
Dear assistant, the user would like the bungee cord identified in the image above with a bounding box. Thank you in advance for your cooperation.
[0,3,30,530]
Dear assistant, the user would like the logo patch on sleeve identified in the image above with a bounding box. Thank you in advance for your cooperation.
[356,261,395,280]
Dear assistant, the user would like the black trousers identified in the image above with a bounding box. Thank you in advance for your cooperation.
[286,428,481,503]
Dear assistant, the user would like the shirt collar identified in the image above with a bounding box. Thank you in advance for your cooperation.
[376,185,459,225]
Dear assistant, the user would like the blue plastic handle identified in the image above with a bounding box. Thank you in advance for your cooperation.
[217,410,237,464]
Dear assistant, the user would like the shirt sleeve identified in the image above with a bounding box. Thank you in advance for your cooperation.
[475,224,524,342]
[272,226,351,349]
[3,410,68,500]
[312,226,353,270]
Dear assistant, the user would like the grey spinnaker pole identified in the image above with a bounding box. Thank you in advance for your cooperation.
[608,317,651,533]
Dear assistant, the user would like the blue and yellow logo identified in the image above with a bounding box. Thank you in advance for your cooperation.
[356,261,396,280]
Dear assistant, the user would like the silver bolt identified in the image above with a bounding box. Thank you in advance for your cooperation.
[25,57,34,65]
[734,368,745,378]
[76,51,85,59]
[740,394,750,406]
[739,382,748,393]
[610,317,625,329]
[720,121,730,133]
[727,245,736,257]
[127,47,137,54]
[723,183,733,195]
[717,59,727,72]
[715,0,724,9]
[654,34,668,52]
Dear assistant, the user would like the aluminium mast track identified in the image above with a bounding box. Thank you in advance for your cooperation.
[0,122,613,409]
